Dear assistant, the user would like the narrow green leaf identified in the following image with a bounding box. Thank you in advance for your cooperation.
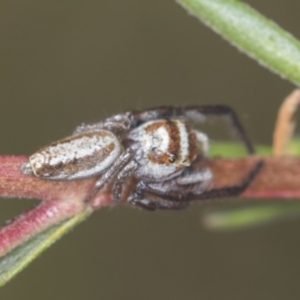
[0,209,91,287]
[287,138,300,155]
[209,141,271,156]
[203,202,300,230]
[210,137,300,156]
[177,0,300,85]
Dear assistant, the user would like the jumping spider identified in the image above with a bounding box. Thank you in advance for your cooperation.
[21,105,262,210]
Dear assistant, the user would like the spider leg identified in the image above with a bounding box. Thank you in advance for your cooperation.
[142,159,263,202]
[84,147,135,202]
[131,105,254,154]
[128,184,190,211]
[193,130,209,155]
[73,113,132,134]
[74,105,253,152]
[175,167,212,185]
[111,160,138,201]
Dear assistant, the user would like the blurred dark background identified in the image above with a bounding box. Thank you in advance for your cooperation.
[0,1,300,299]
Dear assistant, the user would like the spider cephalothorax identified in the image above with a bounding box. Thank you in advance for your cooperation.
[126,119,200,180]
[21,105,262,210]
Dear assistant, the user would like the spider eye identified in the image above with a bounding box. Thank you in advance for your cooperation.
[151,147,159,154]
[168,155,176,163]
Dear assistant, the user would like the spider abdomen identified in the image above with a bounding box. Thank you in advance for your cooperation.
[21,131,122,180]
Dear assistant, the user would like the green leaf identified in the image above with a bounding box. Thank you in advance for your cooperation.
[209,141,271,157]
[203,202,300,230]
[287,137,300,155]
[177,0,300,85]
[210,137,300,157]
[0,209,91,287]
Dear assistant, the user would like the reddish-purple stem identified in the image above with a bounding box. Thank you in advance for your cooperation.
[0,156,113,256]
[0,200,85,257]
[0,154,299,256]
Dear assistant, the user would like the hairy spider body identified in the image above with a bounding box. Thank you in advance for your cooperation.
[21,105,262,210]
[127,119,199,180]
[22,131,122,180]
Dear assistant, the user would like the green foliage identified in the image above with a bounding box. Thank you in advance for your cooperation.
[209,141,272,156]
[0,210,91,287]
[203,202,300,230]
[177,0,300,85]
